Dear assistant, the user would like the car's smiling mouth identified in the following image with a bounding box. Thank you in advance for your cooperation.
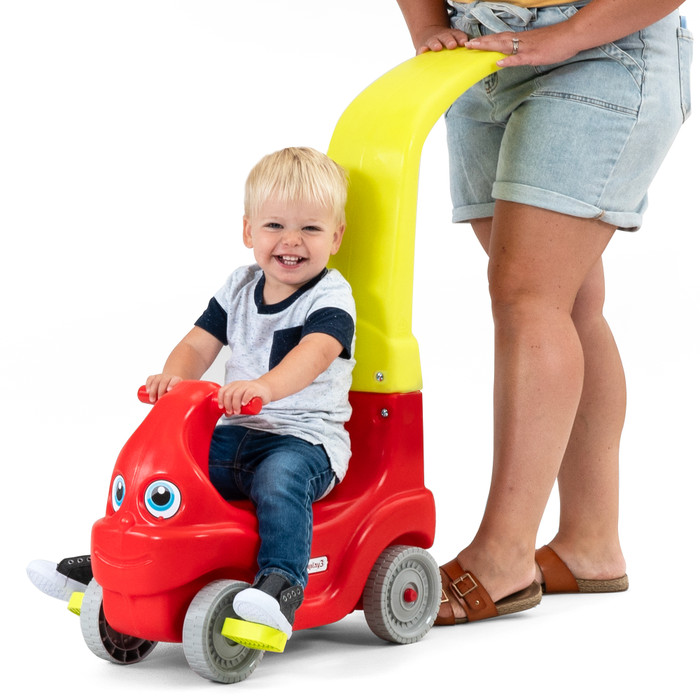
[93,547,153,569]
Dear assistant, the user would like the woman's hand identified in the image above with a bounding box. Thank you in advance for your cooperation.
[414,25,470,54]
[463,0,686,68]
[465,23,583,67]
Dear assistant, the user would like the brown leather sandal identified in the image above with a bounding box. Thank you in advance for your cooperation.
[535,545,629,594]
[436,556,542,625]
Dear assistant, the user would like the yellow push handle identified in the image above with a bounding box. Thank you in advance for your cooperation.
[328,49,503,394]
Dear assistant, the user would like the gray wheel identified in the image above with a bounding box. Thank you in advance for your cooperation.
[182,580,264,684]
[363,545,441,644]
[79,578,158,664]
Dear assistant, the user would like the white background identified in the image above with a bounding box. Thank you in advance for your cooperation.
[2,2,698,697]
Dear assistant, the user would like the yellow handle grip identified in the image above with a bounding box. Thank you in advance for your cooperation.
[328,49,503,393]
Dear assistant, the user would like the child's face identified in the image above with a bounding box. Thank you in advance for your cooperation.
[243,197,345,303]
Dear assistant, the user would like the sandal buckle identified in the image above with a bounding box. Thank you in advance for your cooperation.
[451,572,478,599]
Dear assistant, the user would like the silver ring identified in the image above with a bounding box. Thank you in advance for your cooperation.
[511,36,519,55]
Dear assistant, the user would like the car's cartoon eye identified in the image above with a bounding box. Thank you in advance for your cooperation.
[144,480,181,519]
[111,475,126,512]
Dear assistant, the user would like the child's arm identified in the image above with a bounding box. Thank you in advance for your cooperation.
[396,0,469,54]
[145,327,224,403]
[217,333,343,415]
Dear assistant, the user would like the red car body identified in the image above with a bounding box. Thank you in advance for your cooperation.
[91,380,435,643]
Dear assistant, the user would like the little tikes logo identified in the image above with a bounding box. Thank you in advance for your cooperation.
[307,556,328,574]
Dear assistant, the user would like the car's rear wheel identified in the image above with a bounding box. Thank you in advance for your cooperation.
[363,545,441,644]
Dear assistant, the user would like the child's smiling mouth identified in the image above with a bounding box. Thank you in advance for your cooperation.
[276,255,306,267]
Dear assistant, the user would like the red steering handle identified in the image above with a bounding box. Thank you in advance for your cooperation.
[137,385,262,415]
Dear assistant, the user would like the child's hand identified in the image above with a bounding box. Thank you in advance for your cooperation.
[145,374,183,403]
[218,380,271,416]
[414,26,469,54]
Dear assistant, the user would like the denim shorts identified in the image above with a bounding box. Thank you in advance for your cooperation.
[446,1,693,230]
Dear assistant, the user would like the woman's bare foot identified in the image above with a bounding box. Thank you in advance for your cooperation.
[539,538,626,583]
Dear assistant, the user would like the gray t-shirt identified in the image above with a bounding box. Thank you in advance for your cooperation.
[195,264,355,482]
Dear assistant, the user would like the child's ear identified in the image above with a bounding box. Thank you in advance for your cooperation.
[242,217,253,249]
[331,223,346,255]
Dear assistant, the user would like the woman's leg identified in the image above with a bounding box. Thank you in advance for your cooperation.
[548,258,627,580]
[456,201,616,603]
[472,214,627,585]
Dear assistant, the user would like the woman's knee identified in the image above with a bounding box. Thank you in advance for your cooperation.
[571,258,606,328]
[486,257,565,322]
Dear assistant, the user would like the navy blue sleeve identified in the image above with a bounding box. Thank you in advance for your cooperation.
[194,297,228,345]
[302,307,354,360]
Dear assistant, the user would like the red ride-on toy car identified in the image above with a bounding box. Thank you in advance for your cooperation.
[81,380,438,682]
[76,47,504,684]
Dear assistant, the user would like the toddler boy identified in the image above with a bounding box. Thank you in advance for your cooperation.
[28,147,355,647]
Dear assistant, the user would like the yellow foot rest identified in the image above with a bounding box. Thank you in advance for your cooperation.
[221,617,288,653]
[67,591,84,616]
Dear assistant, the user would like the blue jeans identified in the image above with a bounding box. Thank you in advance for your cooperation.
[208,426,335,588]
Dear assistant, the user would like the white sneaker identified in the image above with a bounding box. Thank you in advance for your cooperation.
[233,587,294,638]
[26,559,88,601]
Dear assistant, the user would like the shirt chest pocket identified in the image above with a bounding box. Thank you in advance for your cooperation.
[269,326,303,370]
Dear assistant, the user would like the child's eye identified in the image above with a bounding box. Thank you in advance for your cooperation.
[303,226,322,233]
[265,222,283,230]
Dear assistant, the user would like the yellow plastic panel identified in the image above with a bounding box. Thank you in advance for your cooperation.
[221,617,288,653]
[328,49,503,393]
[68,591,84,616]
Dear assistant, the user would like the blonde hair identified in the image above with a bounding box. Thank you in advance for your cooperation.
[244,147,348,224]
